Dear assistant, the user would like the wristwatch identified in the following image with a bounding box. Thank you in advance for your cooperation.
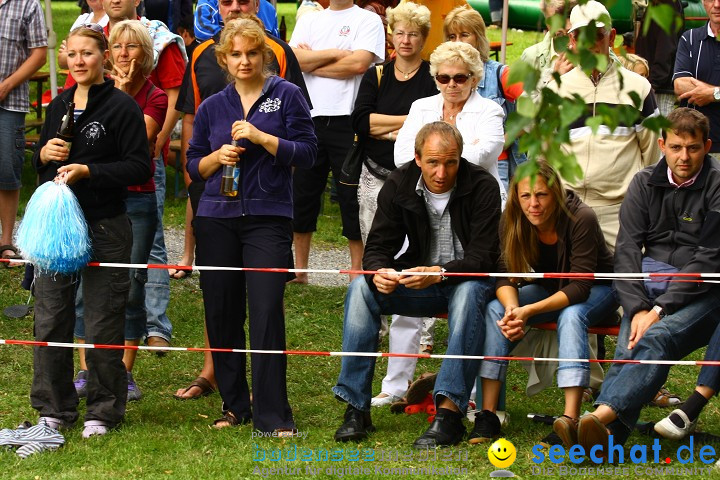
[440,267,448,282]
[714,87,720,102]
[652,305,666,319]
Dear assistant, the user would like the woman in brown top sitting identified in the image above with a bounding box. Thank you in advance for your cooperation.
[472,161,617,447]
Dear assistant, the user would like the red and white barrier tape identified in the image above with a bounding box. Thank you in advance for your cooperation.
[1,258,719,283]
[0,339,718,366]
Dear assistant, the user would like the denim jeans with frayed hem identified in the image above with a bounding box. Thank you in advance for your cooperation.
[480,284,617,388]
[333,277,494,412]
[697,321,720,392]
[596,289,720,445]
[145,156,173,341]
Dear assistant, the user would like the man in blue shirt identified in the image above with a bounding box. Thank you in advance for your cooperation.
[194,0,279,40]
[673,0,720,157]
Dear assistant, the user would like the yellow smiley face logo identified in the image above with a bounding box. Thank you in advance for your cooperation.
[488,438,517,469]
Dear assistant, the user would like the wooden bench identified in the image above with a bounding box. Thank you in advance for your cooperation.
[489,41,513,62]
[24,118,44,138]
[534,321,619,337]
[436,313,620,337]
[25,133,40,151]
[25,72,50,137]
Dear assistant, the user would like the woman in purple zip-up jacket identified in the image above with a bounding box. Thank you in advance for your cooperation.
[186,18,316,435]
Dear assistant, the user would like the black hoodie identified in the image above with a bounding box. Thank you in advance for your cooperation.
[32,79,152,221]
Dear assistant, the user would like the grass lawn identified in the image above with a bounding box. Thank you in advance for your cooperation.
[4,3,719,479]
[0,266,716,479]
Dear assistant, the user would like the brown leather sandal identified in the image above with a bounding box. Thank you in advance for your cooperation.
[212,410,251,429]
[649,387,684,407]
[173,376,216,400]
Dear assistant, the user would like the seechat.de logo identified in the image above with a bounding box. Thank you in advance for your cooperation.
[531,435,717,466]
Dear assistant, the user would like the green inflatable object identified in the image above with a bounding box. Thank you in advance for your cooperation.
[467,0,708,33]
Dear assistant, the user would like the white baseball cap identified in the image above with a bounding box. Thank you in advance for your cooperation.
[568,0,611,33]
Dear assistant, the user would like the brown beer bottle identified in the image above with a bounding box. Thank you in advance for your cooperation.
[57,101,75,151]
[220,140,240,197]
[279,16,287,42]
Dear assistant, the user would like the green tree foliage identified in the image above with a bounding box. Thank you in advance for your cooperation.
[507,1,674,182]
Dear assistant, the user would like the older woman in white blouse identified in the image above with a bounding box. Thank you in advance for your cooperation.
[384,41,505,411]
[394,41,506,203]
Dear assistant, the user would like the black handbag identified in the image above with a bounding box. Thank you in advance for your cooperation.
[338,65,385,187]
[338,134,364,186]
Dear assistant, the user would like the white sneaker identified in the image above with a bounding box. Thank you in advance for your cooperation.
[654,409,696,440]
[82,421,108,438]
[370,393,401,407]
[37,417,65,431]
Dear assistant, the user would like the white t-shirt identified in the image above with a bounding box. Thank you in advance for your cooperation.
[424,186,451,215]
[70,12,110,31]
[290,5,385,117]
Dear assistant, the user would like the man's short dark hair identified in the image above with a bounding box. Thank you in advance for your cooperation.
[178,13,195,35]
[663,107,710,142]
[414,122,464,158]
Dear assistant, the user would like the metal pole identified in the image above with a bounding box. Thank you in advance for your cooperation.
[500,0,509,64]
[42,0,58,98]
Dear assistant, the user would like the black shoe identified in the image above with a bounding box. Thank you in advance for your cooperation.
[334,404,375,442]
[540,430,564,448]
[468,410,501,444]
[412,408,466,449]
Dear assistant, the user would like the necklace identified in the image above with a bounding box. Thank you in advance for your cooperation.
[395,62,421,79]
[443,107,461,121]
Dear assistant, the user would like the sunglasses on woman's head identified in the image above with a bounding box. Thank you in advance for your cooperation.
[435,73,473,84]
[73,23,104,34]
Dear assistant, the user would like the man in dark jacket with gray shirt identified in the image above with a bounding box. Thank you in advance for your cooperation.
[331,122,501,449]
[576,108,720,457]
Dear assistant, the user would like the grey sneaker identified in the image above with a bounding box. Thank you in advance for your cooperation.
[127,372,142,402]
[73,370,88,398]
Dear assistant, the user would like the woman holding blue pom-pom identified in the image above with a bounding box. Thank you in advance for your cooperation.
[30,24,151,438]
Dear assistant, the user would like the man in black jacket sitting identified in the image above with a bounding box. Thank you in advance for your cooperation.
[577,108,720,458]
[331,121,501,449]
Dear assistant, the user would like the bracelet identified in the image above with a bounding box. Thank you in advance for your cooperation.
[387,132,392,140]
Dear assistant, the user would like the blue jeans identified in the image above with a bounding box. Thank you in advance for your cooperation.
[145,156,173,341]
[489,0,503,21]
[480,284,617,388]
[596,289,720,444]
[75,192,157,340]
[497,159,514,194]
[333,277,494,412]
[697,321,720,392]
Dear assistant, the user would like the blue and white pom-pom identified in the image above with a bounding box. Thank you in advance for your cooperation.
[15,180,91,275]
